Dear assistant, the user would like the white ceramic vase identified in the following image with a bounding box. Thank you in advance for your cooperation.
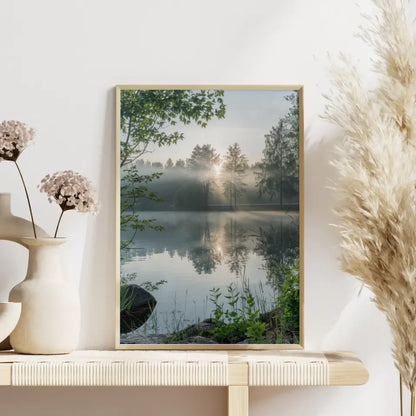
[9,238,80,354]
[0,303,21,344]
[0,193,48,246]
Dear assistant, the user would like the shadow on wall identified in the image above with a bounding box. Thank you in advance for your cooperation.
[301,121,398,416]
[79,88,116,349]
[322,286,397,416]
[303,122,359,349]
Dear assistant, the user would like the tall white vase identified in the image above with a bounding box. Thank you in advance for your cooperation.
[0,193,49,246]
[9,238,80,354]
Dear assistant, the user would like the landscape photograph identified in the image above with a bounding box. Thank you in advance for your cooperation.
[118,87,302,346]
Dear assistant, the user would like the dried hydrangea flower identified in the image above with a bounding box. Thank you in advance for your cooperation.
[39,170,99,237]
[0,120,37,237]
[0,120,35,161]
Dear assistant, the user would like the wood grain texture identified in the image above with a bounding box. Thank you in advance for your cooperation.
[228,386,249,416]
[228,363,248,386]
[325,352,369,386]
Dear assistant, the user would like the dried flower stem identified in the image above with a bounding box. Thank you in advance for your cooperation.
[412,388,415,416]
[401,374,404,416]
[14,161,37,239]
[54,210,64,238]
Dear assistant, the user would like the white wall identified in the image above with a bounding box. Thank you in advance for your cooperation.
[0,0,405,414]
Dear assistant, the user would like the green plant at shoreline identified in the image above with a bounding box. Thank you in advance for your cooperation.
[120,284,135,317]
[273,261,300,343]
[120,261,299,343]
[209,284,266,344]
[207,261,300,344]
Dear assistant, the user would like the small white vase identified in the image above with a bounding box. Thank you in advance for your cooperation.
[0,302,21,344]
[9,238,80,354]
[0,193,49,247]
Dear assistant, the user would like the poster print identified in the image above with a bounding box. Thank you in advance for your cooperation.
[116,86,303,349]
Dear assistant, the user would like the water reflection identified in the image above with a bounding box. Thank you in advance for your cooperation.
[121,211,299,335]
[121,211,299,278]
[223,219,250,277]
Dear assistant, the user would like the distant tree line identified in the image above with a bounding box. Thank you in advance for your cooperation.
[121,90,300,222]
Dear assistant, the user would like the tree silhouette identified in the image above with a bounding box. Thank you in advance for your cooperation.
[175,159,186,169]
[187,144,220,209]
[165,158,174,169]
[256,93,299,204]
[222,143,249,208]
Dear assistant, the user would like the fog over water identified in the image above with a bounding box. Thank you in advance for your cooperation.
[121,211,299,334]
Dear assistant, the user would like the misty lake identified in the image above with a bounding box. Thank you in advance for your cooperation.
[121,210,299,335]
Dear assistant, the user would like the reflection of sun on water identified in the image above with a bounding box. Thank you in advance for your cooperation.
[214,163,222,176]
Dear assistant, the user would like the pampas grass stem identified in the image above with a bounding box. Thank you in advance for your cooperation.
[326,0,416,409]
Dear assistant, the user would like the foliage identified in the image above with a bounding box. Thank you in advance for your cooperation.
[120,89,226,248]
[272,261,300,343]
[120,89,226,168]
[222,143,249,208]
[120,284,135,316]
[120,165,164,251]
[256,93,299,203]
[209,284,266,344]
[208,260,299,344]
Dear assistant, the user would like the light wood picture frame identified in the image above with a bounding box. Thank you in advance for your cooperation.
[116,85,304,350]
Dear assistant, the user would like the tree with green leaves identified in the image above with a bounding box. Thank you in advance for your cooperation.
[120,89,226,248]
[186,144,220,209]
[222,143,249,208]
[255,93,299,204]
[120,89,226,168]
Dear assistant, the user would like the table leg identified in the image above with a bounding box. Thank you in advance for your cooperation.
[228,386,249,416]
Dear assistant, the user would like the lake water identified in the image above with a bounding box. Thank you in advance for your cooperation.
[121,211,299,335]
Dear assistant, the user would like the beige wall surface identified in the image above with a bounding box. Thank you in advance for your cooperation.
[0,387,226,416]
[0,0,408,414]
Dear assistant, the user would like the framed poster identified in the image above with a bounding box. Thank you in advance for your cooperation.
[116,85,303,349]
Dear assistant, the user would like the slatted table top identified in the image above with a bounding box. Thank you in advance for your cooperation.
[0,350,368,387]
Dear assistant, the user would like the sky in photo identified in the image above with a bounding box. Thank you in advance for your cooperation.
[142,89,295,165]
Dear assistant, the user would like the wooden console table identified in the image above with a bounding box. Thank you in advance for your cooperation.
[0,350,368,416]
